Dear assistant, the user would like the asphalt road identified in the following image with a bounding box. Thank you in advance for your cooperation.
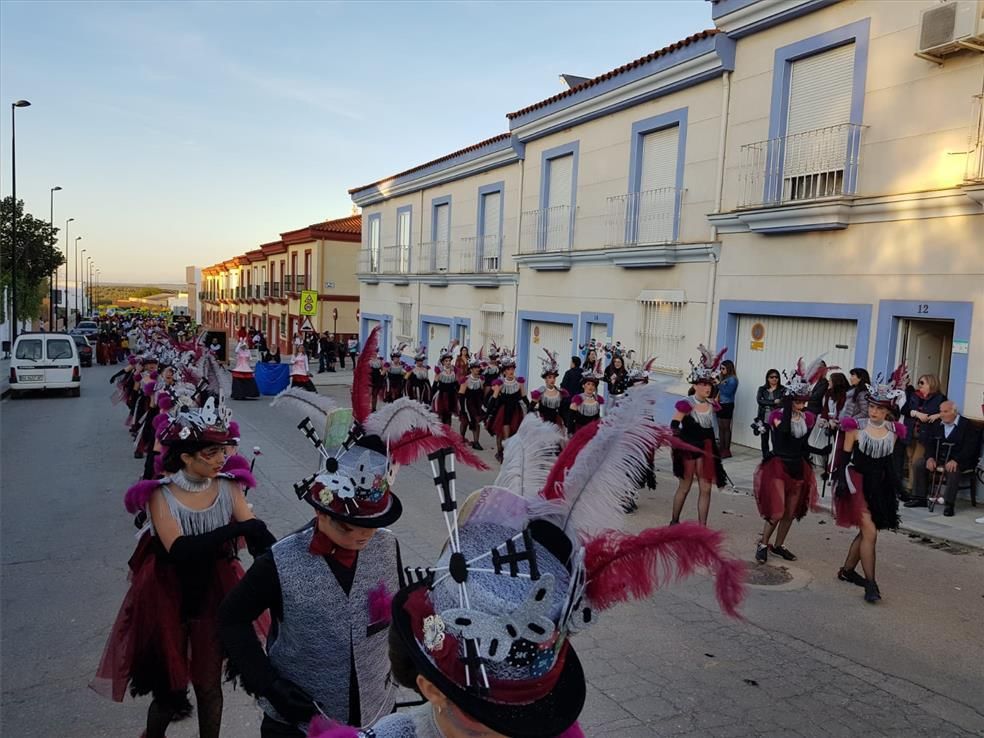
[2,364,982,737]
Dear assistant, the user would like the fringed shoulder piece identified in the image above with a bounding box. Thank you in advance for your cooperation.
[560,388,570,399]
[571,394,584,406]
[530,389,543,401]
[597,395,605,405]
[219,454,257,490]
[517,376,526,384]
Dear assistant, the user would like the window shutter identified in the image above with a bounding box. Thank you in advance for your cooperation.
[787,43,855,135]
[482,192,501,237]
[547,154,573,209]
[640,127,678,193]
[398,211,410,247]
[434,204,450,243]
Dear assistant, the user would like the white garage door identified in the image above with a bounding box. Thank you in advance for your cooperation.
[732,315,858,448]
[364,319,380,349]
[424,322,451,368]
[526,321,574,381]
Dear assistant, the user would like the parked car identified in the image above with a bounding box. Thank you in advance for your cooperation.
[9,332,82,397]
[71,334,93,366]
[75,320,99,337]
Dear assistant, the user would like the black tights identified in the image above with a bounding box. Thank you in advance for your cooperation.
[146,682,223,738]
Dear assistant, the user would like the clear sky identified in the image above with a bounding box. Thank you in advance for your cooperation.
[1,0,712,283]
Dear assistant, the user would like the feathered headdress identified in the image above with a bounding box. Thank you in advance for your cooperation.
[580,354,605,383]
[498,347,517,369]
[539,349,560,377]
[686,344,727,384]
[868,362,909,410]
[389,342,408,359]
[439,339,459,362]
[783,355,830,399]
[413,345,428,362]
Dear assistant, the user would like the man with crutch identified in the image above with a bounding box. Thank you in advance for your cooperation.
[906,401,979,517]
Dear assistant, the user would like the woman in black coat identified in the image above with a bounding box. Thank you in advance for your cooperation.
[756,369,785,459]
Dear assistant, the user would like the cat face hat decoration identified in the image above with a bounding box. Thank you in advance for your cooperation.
[868,362,909,410]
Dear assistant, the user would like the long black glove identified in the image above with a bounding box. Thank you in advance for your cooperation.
[168,519,265,565]
[109,368,127,384]
[244,520,276,558]
[831,444,852,499]
[266,677,317,724]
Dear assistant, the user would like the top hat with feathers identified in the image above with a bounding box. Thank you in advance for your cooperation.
[868,362,909,410]
[686,344,727,385]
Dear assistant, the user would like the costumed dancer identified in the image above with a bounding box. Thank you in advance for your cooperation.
[481,344,501,395]
[131,356,161,454]
[135,364,177,474]
[484,350,526,463]
[530,349,569,434]
[670,345,728,526]
[753,357,824,564]
[567,357,604,436]
[290,346,317,393]
[220,327,487,737]
[231,338,261,400]
[384,344,409,403]
[368,352,385,412]
[831,365,908,604]
[431,344,460,426]
[457,355,487,450]
[91,394,275,738]
[405,346,432,406]
[307,388,745,738]
[110,355,139,407]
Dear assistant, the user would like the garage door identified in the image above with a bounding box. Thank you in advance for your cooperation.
[732,315,858,448]
[526,321,574,381]
[424,322,451,368]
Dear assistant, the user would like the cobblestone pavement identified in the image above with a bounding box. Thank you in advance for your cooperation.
[2,365,982,737]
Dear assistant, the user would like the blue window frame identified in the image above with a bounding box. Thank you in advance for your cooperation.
[538,141,580,250]
[476,181,505,271]
[396,205,413,272]
[366,213,382,272]
[626,108,688,243]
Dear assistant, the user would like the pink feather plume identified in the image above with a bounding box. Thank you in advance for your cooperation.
[352,327,380,424]
[540,421,601,500]
[125,480,164,514]
[368,580,393,624]
[388,427,489,470]
[306,719,359,738]
[583,523,746,618]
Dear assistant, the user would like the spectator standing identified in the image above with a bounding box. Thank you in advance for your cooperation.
[337,335,346,369]
[716,360,738,459]
[756,369,785,459]
[603,354,630,401]
[906,401,978,516]
[347,337,358,366]
[842,368,872,420]
[806,360,829,415]
[809,371,849,470]
[560,356,583,400]
[325,334,338,372]
[318,332,331,373]
[900,374,946,491]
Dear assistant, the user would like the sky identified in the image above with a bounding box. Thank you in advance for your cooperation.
[1,0,712,283]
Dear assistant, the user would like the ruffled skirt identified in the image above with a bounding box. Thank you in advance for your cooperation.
[488,403,524,436]
[672,439,727,488]
[753,457,819,521]
[231,372,260,400]
[833,467,900,531]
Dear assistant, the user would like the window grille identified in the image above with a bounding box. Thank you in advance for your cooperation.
[397,302,413,341]
[636,299,685,373]
[480,309,505,348]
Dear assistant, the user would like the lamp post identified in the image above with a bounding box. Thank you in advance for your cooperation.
[9,99,31,339]
[75,237,83,321]
[48,186,62,329]
[62,218,74,330]
[86,257,93,315]
[95,268,100,313]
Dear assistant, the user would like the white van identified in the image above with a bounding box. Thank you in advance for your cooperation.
[9,332,82,397]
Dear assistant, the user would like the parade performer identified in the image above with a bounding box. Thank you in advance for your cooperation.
[124,356,145,427]
[485,350,526,462]
[231,338,261,401]
[110,355,139,407]
[405,347,432,406]
[384,344,409,403]
[290,346,317,393]
[367,352,385,412]
[670,345,728,526]
[567,358,604,436]
[307,388,745,738]
[530,349,569,433]
[753,358,823,563]
[91,395,275,738]
[135,364,177,473]
[453,345,471,381]
[457,355,487,450]
[481,344,500,394]
[220,327,486,737]
[832,365,908,604]
[131,356,161,454]
[429,344,458,426]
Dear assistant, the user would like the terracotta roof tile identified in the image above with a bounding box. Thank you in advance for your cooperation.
[311,214,361,234]
[506,30,719,120]
[348,133,511,194]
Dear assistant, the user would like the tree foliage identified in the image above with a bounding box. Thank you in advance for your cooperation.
[1,196,65,320]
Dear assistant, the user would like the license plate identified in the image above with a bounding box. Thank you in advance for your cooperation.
[19,373,42,382]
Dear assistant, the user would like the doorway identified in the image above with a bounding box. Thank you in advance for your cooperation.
[897,319,953,395]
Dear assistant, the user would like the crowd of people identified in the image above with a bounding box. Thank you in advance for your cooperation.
[89,323,746,738]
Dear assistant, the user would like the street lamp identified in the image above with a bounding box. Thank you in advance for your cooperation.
[62,218,74,330]
[9,99,31,339]
[75,237,83,320]
[48,186,62,329]
[86,257,93,316]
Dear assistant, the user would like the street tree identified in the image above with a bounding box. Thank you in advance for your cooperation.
[0,196,64,322]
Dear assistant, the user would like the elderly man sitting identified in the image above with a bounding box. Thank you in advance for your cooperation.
[905,401,980,516]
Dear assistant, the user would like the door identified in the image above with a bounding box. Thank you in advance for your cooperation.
[425,323,451,368]
[899,319,953,395]
[13,337,44,386]
[364,319,380,349]
[526,321,574,381]
[733,315,857,448]
[456,323,469,349]
[44,335,77,385]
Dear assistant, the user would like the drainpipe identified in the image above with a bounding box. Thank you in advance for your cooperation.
[512,155,525,348]
[705,70,732,347]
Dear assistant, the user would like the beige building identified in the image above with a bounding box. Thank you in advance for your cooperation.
[353,0,984,431]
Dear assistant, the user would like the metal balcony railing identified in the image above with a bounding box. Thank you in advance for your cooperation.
[383,245,412,274]
[417,241,451,273]
[359,249,381,274]
[271,282,281,298]
[738,123,865,208]
[460,234,504,273]
[519,205,574,254]
[606,187,683,247]
[263,282,269,298]
[965,93,984,184]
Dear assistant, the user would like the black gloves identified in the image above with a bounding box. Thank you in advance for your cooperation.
[168,520,263,565]
[243,520,276,558]
[266,677,317,724]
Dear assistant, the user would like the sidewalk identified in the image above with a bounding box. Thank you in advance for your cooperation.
[0,356,9,397]
[723,445,984,550]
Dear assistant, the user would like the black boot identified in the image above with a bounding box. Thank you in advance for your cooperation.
[864,580,881,603]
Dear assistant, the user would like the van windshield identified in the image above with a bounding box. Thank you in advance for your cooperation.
[15,339,43,360]
[47,339,74,360]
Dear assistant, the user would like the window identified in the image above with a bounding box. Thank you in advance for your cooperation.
[397,207,411,273]
[15,339,42,360]
[431,198,451,272]
[397,302,413,341]
[290,254,298,291]
[637,127,679,244]
[304,251,312,290]
[368,216,381,272]
[480,308,505,348]
[637,299,685,373]
[479,189,502,272]
[540,143,578,252]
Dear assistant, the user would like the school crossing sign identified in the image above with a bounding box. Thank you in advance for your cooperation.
[299,290,319,316]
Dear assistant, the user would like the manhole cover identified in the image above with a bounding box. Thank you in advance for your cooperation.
[744,563,794,586]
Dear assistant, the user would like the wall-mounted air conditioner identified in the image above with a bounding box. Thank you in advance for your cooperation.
[917,0,984,61]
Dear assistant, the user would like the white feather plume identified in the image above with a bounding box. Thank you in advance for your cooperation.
[494,416,565,500]
[362,396,445,442]
[559,384,669,537]
[270,386,339,418]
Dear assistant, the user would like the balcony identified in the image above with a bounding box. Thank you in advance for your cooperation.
[606,188,683,247]
[517,205,575,270]
[383,245,412,282]
[417,240,451,274]
[270,282,282,298]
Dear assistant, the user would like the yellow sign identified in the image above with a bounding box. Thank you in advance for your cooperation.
[750,340,765,351]
[299,290,319,316]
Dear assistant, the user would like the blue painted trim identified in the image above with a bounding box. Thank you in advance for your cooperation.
[538,141,580,251]
[509,34,732,130]
[715,300,873,370]
[627,108,688,243]
[873,300,973,410]
[396,205,413,271]
[516,310,579,384]
[360,312,392,356]
[709,0,759,19]
[476,181,505,271]
[452,317,473,347]
[430,195,452,241]
[578,311,615,350]
[366,213,382,269]
[712,0,840,38]
[765,18,870,201]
